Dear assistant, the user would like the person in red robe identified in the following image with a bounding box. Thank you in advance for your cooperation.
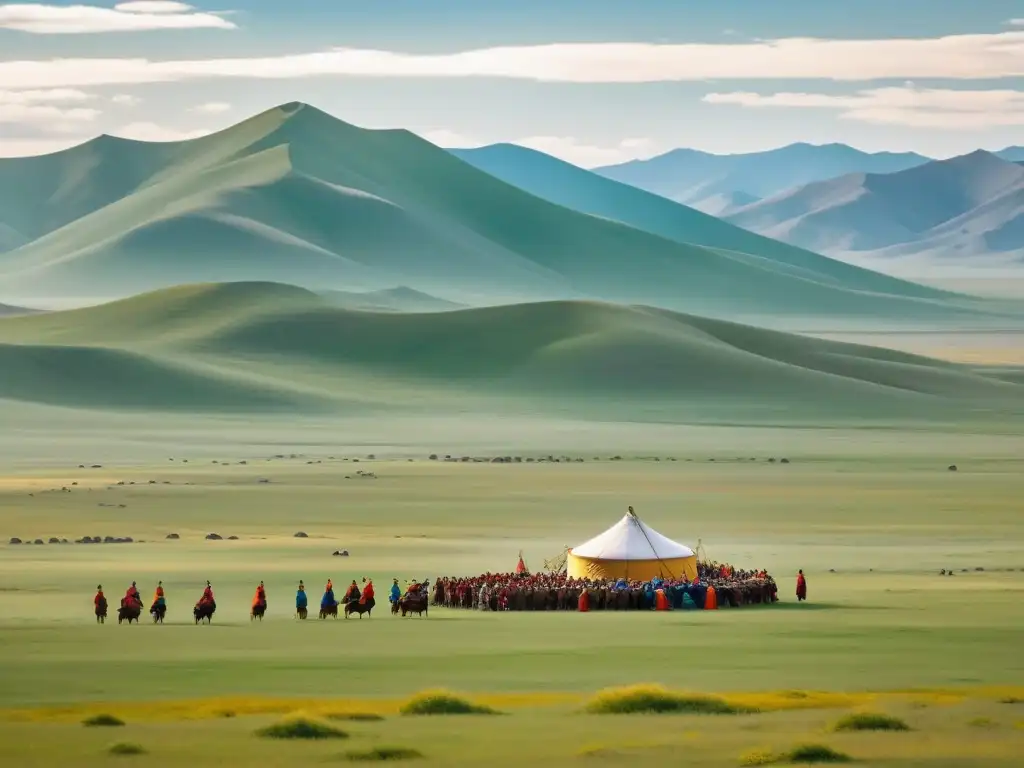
[705,585,718,610]
[578,588,590,612]
[796,570,807,602]
[123,581,141,609]
[198,581,214,607]
[360,579,374,604]
[94,585,107,622]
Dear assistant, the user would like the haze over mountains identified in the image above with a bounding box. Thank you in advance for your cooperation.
[594,143,1024,216]
[725,150,1024,270]
[0,102,990,327]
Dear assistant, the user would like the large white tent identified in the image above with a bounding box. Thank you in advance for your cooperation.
[567,507,697,581]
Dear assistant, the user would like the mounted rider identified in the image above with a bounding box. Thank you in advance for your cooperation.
[295,580,308,613]
[252,580,267,610]
[343,580,360,603]
[123,581,142,609]
[360,578,374,604]
[94,585,107,612]
[321,580,337,611]
[389,578,401,605]
[196,580,215,610]
[150,581,166,614]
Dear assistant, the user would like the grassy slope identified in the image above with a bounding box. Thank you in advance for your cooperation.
[0,104,995,323]
[0,281,1020,418]
[318,286,465,312]
[450,143,945,299]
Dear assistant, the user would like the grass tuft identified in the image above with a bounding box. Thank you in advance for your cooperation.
[584,685,755,715]
[107,742,146,756]
[399,691,497,716]
[255,716,349,740]
[785,744,851,764]
[739,747,779,765]
[326,712,385,722]
[968,717,997,728]
[999,697,1022,704]
[833,712,910,732]
[83,714,125,727]
[343,746,424,761]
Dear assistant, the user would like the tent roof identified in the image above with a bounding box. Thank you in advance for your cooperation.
[571,513,694,561]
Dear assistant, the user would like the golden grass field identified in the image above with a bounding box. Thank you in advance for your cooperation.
[1,423,1023,766]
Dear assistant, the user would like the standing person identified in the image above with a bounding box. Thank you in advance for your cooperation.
[796,570,807,602]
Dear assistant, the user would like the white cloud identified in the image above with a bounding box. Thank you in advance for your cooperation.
[416,128,657,167]
[114,1,194,12]
[113,121,210,142]
[111,93,141,105]
[0,88,99,128]
[0,3,235,34]
[1005,18,1024,26]
[703,86,1024,129]
[0,29,1023,87]
[190,101,231,113]
[514,136,658,167]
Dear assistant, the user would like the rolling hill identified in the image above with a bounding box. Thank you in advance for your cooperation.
[0,302,38,317]
[0,102,988,326]
[725,151,1024,267]
[319,286,464,312]
[594,143,930,213]
[0,281,1020,423]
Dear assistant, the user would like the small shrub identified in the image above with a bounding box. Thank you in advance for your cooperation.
[999,697,1022,704]
[255,717,349,740]
[399,691,497,716]
[739,747,779,766]
[784,744,851,764]
[326,712,385,722]
[833,712,910,732]
[107,742,146,756]
[584,685,754,715]
[218,710,236,719]
[968,717,996,728]
[83,714,124,727]
[344,746,424,761]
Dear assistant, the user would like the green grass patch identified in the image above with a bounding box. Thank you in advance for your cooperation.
[739,747,779,766]
[107,742,146,756]
[326,712,385,722]
[255,716,349,740]
[399,691,498,716]
[784,744,851,764]
[83,714,125,727]
[584,685,755,715]
[833,712,910,732]
[343,746,424,761]
[968,717,997,728]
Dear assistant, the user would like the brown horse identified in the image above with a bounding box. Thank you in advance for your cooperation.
[251,602,266,621]
[344,597,374,619]
[96,598,108,624]
[319,604,338,619]
[399,594,428,618]
[296,606,308,620]
[194,602,215,624]
[118,603,141,624]
[150,602,166,624]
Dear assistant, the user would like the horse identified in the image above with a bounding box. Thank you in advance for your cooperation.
[150,602,166,624]
[296,606,308,620]
[391,599,400,616]
[319,603,338,619]
[251,601,266,622]
[117,602,141,624]
[95,598,108,624]
[344,596,374,619]
[399,593,428,618]
[194,601,215,624]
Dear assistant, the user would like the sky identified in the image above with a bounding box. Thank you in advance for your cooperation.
[0,0,1022,165]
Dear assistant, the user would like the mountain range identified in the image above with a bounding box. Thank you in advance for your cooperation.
[0,102,991,327]
[724,150,1024,268]
[0,281,1019,423]
[593,143,1024,215]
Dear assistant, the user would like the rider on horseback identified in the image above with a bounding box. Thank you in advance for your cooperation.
[389,579,401,604]
[197,580,215,610]
[123,581,141,609]
[321,580,337,610]
[253,580,266,611]
[343,580,360,603]
[150,581,166,614]
[296,580,308,613]
[360,578,374,604]
[94,585,107,617]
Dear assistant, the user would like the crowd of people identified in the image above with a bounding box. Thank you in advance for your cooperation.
[431,559,782,612]
[93,566,793,620]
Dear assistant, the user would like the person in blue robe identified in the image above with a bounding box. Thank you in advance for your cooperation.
[295,581,308,611]
[321,584,336,610]
[389,579,401,604]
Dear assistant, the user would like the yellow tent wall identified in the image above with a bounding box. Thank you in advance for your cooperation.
[567,550,697,582]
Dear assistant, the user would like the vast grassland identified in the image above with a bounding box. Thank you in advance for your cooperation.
[1,427,1022,766]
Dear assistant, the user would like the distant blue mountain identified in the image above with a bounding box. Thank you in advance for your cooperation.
[592,142,931,212]
[997,146,1024,163]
